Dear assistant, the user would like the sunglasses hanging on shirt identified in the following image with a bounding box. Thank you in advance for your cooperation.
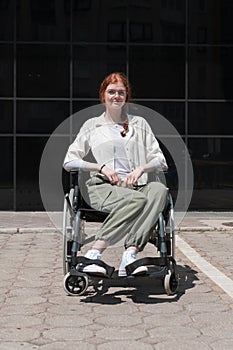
[120,122,129,137]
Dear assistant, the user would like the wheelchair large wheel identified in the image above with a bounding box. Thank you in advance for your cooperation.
[63,272,88,296]
[62,189,74,275]
[62,188,86,275]
[164,194,176,258]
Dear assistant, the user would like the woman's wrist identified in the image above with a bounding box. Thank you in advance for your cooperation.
[138,166,144,174]
[99,164,106,173]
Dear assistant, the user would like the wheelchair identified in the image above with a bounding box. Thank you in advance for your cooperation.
[62,170,179,297]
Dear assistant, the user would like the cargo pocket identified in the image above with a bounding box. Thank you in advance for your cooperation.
[86,177,112,212]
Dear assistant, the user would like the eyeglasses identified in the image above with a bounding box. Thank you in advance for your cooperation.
[106,89,126,97]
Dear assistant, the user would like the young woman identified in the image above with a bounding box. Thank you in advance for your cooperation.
[63,72,168,276]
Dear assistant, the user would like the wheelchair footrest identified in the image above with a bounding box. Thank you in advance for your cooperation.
[125,256,173,276]
[149,266,168,278]
[76,256,115,278]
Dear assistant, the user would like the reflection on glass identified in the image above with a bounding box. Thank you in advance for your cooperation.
[17,0,70,41]
[73,45,126,97]
[137,101,185,135]
[17,45,69,97]
[128,0,185,43]
[189,137,233,188]
[189,0,233,44]
[189,47,233,99]
[16,101,69,134]
[129,46,185,98]
[72,0,127,42]
[189,138,233,209]
[188,102,233,135]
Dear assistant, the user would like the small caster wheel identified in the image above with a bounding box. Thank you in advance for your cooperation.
[164,270,179,295]
[63,272,88,296]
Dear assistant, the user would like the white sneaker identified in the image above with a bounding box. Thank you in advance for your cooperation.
[85,249,102,260]
[118,250,148,277]
[82,249,106,276]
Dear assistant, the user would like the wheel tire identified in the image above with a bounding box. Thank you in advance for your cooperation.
[63,272,88,296]
[62,189,74,275]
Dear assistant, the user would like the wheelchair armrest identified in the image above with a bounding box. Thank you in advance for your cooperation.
[70,170,79,176]
[70,170,79,188]
[62,168,79,194]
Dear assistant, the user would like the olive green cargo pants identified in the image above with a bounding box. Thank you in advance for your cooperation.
[86,176,168,251]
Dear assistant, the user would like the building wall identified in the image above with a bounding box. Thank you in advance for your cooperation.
[0,0,232,210]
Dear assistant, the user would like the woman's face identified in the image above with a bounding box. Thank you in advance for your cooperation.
[104,81,127,110]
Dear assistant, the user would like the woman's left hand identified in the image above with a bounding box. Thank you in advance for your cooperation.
[123,167,144,188]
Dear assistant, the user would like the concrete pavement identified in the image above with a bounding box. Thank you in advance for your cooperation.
[0,211,232,233]
[0,212,233,349]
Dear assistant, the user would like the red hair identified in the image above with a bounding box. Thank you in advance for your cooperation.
[99,72,131,103]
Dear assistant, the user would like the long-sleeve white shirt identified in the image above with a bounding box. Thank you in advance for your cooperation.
[63,113,168,185]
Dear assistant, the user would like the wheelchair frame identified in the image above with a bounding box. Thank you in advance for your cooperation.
[62,171,179,296]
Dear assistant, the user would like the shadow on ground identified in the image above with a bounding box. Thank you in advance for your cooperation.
[78,264,198,304]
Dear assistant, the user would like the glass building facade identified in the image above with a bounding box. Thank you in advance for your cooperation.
[0,0,233,210]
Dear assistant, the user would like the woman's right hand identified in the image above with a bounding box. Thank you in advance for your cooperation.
[100,165,121,185]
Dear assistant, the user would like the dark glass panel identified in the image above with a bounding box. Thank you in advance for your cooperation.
[129,46,185,98]
[16,101,69,134]
[72,100,99,113]
[128,0,185,43]
[189,0,233,44]
[0,0,14,40]
[0,101,13,133]
[16,137,48,210]
[72,0,127,42]
[189,138,233,210]
[189,47,233,99]
[0,137,13,209]
[16,136,70,210]
[188,102,233,135]
[0,44,13,97]
[0,137,13,185]
[189,137,232,165]
[17,0,70,41]
[73,45,126,98]
[136,101,185,134]
[17,44,69,97]
[189,137,233,210]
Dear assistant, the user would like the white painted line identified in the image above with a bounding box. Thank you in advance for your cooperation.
[176,234,233,299]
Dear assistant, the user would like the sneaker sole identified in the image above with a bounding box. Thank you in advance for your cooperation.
[131,266,148,276]
[83,265,106,277]
[118,266,148,277]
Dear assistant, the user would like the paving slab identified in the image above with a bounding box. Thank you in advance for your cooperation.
[0,227,233,350]
[0,211,233,233]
